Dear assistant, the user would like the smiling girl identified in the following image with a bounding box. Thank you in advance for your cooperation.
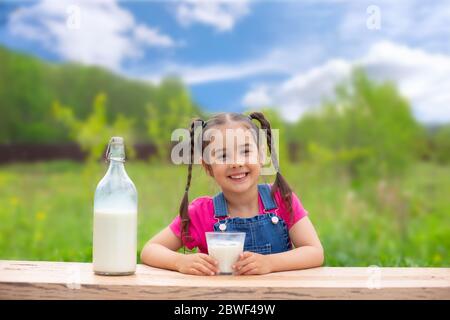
[141,112,324,275]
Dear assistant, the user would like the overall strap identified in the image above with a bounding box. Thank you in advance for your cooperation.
[258,184,278,211]
[213,184,278,217]
[213,192,229,217]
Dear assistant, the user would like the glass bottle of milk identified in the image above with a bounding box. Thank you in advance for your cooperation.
[93,137,137,275]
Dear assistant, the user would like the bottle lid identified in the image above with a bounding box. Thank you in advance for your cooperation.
[105,136,125,162]
[109,136,124,145]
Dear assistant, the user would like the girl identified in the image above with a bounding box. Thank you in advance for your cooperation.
[141,112,324,275]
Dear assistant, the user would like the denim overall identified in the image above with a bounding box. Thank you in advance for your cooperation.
[212,184,292,255]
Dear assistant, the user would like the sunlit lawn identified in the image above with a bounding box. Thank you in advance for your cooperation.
[0,160,449,267]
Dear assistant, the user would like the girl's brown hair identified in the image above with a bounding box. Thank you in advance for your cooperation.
[178,112,293,250]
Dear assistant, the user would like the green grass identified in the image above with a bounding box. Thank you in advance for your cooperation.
[0,160,448,267]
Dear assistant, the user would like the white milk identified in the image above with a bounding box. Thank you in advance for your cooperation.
[208,241,244,274]
[93,210,137,275]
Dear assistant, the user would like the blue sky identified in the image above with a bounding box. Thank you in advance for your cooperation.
[1,0,450,123]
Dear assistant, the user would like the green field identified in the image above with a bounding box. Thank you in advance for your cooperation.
[0,160,449,267]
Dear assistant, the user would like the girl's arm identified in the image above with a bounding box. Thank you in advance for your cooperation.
[140,227,220,275]
[233,216,324,275]
[268,216,324,272]
[140,227,184,271]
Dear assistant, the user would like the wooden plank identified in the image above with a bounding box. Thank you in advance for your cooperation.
[0,260,449,300]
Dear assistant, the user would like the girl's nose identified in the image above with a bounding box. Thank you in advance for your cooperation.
[230,161,244,168]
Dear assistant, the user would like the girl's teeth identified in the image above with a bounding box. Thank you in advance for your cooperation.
[230,173,246,179]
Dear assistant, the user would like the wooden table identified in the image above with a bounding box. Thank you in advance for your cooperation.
[0,260,449,299]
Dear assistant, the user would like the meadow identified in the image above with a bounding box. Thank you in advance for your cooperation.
[0,160,448,267]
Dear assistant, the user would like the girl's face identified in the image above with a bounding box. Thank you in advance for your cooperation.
[201,122,263,194]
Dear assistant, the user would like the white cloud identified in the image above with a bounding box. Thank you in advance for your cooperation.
[145,53,286,85]
[339,1,450,50]
[175,0,250,32]
[243,59,352,119]
[142,44,324,85]
[242,85,272,107]
[243,41,450,124]
[133,24,175,48]
[8,0,176,70]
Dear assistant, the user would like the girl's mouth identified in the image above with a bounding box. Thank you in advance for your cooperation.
[227,172,249,183]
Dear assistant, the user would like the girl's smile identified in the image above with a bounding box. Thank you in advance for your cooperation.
[227,170,250,183]
[218,162,257,193]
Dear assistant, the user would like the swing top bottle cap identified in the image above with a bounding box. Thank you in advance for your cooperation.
[107,137,125,161]
[110,136,124,145]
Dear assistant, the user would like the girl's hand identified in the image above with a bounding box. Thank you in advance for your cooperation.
[176,253,220,276]
[232,251,272,275]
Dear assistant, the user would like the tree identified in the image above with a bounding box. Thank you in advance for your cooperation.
[430,124,450,164]
[147,78,200,162]
[52,93,136,163]
[293,68,423,183]
[0,46,202,144]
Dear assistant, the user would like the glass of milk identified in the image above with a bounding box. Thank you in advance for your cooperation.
[93,137,138,276]
[205,232,246,275]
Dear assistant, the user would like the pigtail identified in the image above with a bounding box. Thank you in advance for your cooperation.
[249,112,294,225]
[179,117,204,252]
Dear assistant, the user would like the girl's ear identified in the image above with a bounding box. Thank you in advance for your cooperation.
[258,145,267,168]
[201,158,214,177]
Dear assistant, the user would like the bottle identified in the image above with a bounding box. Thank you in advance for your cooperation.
[93,137,138,275]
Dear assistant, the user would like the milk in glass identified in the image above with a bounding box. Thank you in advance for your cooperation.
[208,241,244,274]
[206,232,245,275]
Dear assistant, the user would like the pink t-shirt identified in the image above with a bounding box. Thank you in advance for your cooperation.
[169,184,309,254]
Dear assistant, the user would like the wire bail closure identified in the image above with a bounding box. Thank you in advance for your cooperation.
[105,137,125,163]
